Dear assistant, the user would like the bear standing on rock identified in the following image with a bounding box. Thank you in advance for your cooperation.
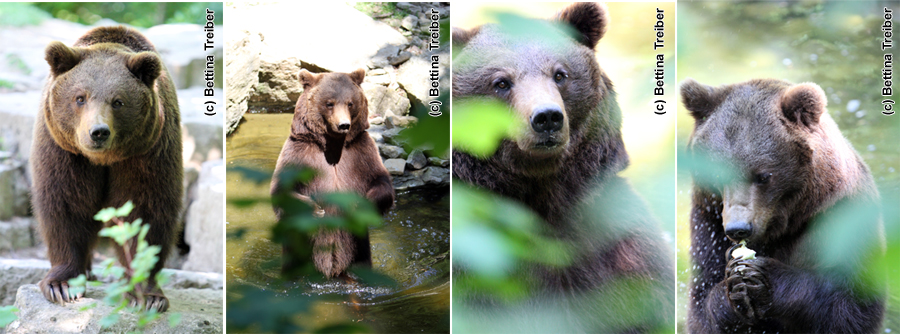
[452,2,674,332]
[32,26,182,312]
[682,78,885,333]
[271,68,394,278]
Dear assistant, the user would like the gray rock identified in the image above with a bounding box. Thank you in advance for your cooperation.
[249,58,304,113]
[225,29,262,135]
[370,116,384,125]
[0,259,223,309]
[182,121,224,170]
[388,51,412,66]
[396,52,450,107]
[0,218,34,253]
[421,166,450,186]
[365,74,392,86]
[379,145,406,159]
[406,149,428,170]
[361,83,410,118]
[5,285,223,334]
[401,15,419,31]
[0,161,29,220]
[182,160,225,274]
[383,159,406,176]
[368,44,401,69]
[428,157,449,167]
[396,2,418,12]
[382,128,407,147]
[392,170,425,190]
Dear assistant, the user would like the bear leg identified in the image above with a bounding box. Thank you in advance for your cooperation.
[32,123,107,305]
[312,229,356,278]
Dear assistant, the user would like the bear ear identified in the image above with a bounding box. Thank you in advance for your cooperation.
[681,78,724,121]
[781,82,827,127]
[556,2,608,49]
[298,69,321,90]
[452,26,481,49]
[349,68,366,86]
[45,41,81,77]
[126,52,162,87]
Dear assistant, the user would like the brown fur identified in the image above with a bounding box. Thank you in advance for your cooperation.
[32,26,181,312]
[452,3,673,332]
[271,69,394,278]
[683,78,885,333]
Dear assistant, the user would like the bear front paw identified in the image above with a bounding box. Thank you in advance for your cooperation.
[128,283,170,312]
[725,258,771,323]
[39,277,84,305]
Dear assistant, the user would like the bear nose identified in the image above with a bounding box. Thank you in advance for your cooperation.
[725,221,753,240]
[338,122,351,131]
[530,106,564,133]
[90,124,111,142]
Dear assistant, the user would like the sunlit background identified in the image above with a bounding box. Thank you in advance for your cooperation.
[677,1,900,332]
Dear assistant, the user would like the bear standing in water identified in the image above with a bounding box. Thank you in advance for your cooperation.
[32,26,182,312]
[271,69,394,278]
[452,3,674,332]
[682,78,885,333]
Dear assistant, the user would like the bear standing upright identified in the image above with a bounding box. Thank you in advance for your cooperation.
[32,26,182,312]
[682,78,885,333]
[452,3,674,332]
[271,68,394,278]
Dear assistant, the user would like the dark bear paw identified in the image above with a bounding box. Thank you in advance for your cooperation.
[127,284,170,312]
[39,276,84,305]
[725,257,771,323]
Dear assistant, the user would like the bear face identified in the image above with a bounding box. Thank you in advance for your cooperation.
[683,78,859,244]
[452,3,620,177]
[294,68,368,141]
[43,41,165,166]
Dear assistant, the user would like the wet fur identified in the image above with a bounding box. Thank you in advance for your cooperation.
[272,70,394,278]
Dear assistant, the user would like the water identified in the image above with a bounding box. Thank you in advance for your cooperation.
[226,113,450,333]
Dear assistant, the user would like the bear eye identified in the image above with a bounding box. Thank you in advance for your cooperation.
[554,71,568,83]
[76,96,85,106]
[494,79,510,91]
[753,172,772,185]
[112,99,124,109]
[347,102,353,108]
[326,102,334,108]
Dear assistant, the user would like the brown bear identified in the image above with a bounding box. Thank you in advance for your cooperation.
[682,78,885,333]
[452,3,674,332]
[270,68,394,278]
[32,26,182,312]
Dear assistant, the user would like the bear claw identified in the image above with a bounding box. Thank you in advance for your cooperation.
[40,279,83,305]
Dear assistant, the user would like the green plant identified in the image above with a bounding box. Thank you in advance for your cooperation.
[0,305,18,327]
[67,201,180,333]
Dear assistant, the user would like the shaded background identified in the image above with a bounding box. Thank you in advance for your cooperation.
[677,1,900,332]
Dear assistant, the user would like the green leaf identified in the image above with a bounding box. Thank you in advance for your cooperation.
[452,98,520,157]
[0,305,19,327]
[93,207,118,222]
[168,312,182,328]
[115,201,135,217]
[99,313,120,328]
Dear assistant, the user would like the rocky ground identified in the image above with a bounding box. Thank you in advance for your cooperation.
[0,15,224,333]
[226,2,450,190]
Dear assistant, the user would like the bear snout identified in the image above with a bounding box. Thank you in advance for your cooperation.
[530,104,564,134]
[89,124,111,144]
[337,122,351,131]
[724,220,753,241]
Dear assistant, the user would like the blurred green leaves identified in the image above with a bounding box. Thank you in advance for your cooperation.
[32,3,224,28]
[0,3,50,27]
[451,98,520,158]
[0,306,17,327]
[451,181,572,301]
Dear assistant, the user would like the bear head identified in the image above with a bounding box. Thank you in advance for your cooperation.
[293,68,369,141]
[682,78,859,243]
[43,41,165,165]
[452,2,623,176]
